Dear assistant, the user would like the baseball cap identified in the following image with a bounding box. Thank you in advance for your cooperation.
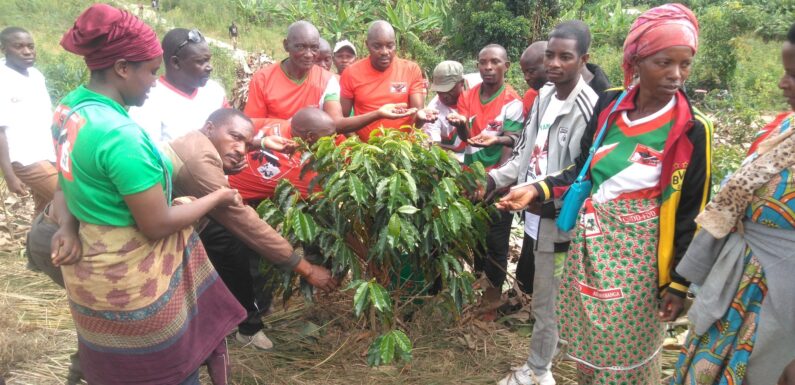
[430,61,464,92]
[333,39,357,55]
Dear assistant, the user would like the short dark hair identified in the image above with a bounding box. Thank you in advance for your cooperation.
[789,22,795,45]
[549,20,591,56]
[0,27,29,45]
[207,108,252,128]
[161,28,204,59]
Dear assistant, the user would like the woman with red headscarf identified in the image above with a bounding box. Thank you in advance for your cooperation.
[52,4,245,384]
[496,4,712,384]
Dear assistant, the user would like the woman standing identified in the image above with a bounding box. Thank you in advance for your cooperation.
[53,4,245,384]
[671,22,795,385]
[497,4,711,383]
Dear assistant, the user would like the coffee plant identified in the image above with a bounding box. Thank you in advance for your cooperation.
[257,128,491,366]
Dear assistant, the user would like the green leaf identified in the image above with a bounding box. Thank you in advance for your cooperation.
[386,213,402,248]
[397,205,419,215]
[353,281,369,317]
[368,282,391,314]
[399,170,418,202]
[367,336,384,367]
[291,210,318,242]
[344,279,366,291]
[379,332,396,364]
[391,329,412,354]
[348,174,367,204]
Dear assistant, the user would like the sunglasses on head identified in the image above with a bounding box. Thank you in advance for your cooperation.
[174,29,204,56]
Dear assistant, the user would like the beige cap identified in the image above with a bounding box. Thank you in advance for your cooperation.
[333,39,357,55]
[430,61,464,92]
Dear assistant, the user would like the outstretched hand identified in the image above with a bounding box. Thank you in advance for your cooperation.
[495,185,538,211]
[304,264,338,292]
[468,133,499,148]
[378,103,418,119]
[416,107,439,123]
[446,112,467,128]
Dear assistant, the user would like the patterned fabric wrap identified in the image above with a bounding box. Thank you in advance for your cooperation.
[672,112,794,385]
[671,249,767,385]
[62,215,245,385]
[558,197,665,384]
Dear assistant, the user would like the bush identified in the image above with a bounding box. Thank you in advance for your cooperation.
[257,129,491,366]
[448,0,533,61]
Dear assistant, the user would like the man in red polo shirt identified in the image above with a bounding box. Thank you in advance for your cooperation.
[233,108,337,202]
[339,20,425,141]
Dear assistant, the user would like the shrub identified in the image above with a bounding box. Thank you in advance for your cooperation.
[257,129,491,366]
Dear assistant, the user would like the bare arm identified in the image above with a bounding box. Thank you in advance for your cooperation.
[408,92,424,110]
[326,99,416,135]
[0,127,26,195]
[124,183,240,240]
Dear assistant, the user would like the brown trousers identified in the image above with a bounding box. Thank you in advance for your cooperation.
[11,160,58,216]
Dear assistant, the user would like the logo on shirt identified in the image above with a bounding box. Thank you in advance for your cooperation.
[628,144,663,167]
[53,104,87,182]
[390,82,408,94]
[256,153,281,179]
[558,126,569,145]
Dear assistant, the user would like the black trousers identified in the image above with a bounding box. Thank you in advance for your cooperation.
[517,233,536,295]
[199,219,275,335]
[474,210,513,289]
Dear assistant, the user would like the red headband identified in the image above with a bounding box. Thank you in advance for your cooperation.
[622,3,699,87]
[61,3,162,70]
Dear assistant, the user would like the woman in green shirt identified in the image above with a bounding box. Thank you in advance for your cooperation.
[52,4,245,385]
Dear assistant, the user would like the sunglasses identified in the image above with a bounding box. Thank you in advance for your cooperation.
[174,29,204,56]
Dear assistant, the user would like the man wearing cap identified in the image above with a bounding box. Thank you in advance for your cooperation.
[128,28,228,143]
[332,39,356,74]
[417,61,480,162]
[339,20,425,141]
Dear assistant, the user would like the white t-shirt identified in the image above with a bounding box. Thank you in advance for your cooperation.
[423,96,464,162]
[524,94,565,238]
[0,63,55,166]
[128,76,228,143]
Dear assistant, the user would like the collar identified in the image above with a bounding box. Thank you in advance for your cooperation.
[159,75,198,99]
[541,74,589,118]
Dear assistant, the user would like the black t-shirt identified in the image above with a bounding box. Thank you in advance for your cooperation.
[229,25,238,37]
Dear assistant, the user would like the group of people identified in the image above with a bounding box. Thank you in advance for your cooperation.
[1,2,794,385]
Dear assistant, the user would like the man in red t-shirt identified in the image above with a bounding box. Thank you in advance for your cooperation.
[339,20,425,141]
[233,108,337,202]
[520,41,548,117]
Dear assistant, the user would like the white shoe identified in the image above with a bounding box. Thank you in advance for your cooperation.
[235,330,274,350]
[497,364,556,385]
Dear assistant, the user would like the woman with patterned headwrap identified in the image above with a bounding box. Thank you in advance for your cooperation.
[496,4,712,384]
[51,4,245,385]
[671,22,795,385]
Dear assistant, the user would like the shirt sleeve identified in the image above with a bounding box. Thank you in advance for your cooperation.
[96,125,166,196]
[178,147,299,269]
[323,75,341,102]
[244,70,269,119]
[408,62,425,95]
[340,70,355,100]
[502,99,525,133]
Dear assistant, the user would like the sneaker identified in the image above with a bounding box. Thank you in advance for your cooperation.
[235,330,274,351]
[497,364,556,385]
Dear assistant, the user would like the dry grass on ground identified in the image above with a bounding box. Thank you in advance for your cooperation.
[0,189,679,385]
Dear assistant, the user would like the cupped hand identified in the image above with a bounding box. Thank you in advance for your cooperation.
[416,108,439,123]
[468,133,499,147]
[495,185,538,211]
[446,112,467,127]
[378,103,418,119]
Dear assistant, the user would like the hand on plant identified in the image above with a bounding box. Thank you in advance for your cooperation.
[495,185,537,211]
[658,291,685,321]
[446,112,467,128]
[5,173,28,196]
[468,133,499,148]
[415,107,439,123]
[51,226,82,266]
[261,135,298,154]
[304,264,338,292]
[378,103,418,119]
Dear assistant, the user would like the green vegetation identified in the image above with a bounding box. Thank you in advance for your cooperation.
[257,129,490,365]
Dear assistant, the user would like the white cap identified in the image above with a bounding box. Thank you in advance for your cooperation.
[333,39,357,55]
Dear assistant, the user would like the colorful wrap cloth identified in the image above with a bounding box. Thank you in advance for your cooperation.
[61,3,162,70]
[62,213,245,385]
[622,3,699,86]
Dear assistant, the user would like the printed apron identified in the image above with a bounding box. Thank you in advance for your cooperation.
[558,196,665,384]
